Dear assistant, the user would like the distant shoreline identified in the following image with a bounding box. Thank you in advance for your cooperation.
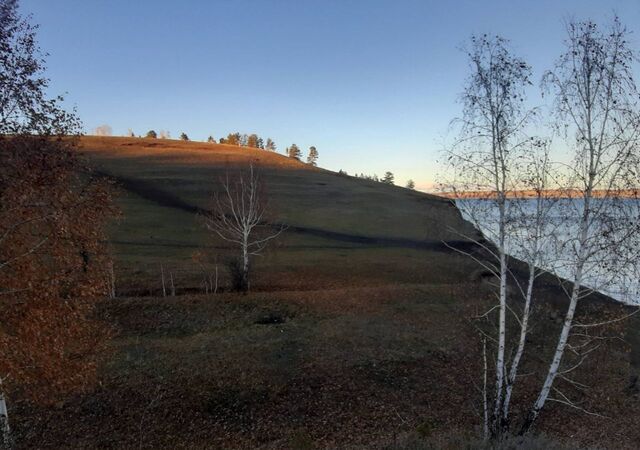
[435,189,640,200]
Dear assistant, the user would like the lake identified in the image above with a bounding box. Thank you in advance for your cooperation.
[456,198,640,305]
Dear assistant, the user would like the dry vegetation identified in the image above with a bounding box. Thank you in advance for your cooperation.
[12,285,640,448]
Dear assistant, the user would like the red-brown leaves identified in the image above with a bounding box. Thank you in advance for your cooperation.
[0,135,116,405]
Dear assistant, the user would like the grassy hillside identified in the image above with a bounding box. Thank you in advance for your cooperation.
[77,136,481,293]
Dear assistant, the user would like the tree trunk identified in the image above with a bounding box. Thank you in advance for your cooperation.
[520,267,582,434]
[502,263,536,423]
[160,265,166,297]
[482,337,489,440]
[0,391,10,449]
[214,265,218,294]
[492,197,508,436]
[242,237,249,292]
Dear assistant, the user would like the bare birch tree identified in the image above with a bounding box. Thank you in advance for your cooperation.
[204,163,285,292]
[499,140,564,428]
[446,18,640,439]
[94,124,112,136]
[520,17,640,433]
[443,34,538,438]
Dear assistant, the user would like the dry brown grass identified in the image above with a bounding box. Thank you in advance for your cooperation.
[10,285,639,449]
[79,136,314,170]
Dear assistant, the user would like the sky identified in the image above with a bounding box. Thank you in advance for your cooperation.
[20,0,640,190]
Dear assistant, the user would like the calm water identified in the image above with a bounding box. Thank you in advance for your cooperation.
[456,198,640,305]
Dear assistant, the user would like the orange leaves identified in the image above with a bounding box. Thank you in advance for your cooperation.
[0,135,117,404]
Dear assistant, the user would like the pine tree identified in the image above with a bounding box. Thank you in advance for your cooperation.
[381,172,394,185]
[287,143,302,160]
[307,146,319,166]
[180,132,189,141]
[247,134,259,148]
[265,138,276,151]
[207,135,216,143]
[406,179,415,189]
[226,132,241,145]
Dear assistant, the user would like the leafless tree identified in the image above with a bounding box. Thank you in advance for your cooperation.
[521,16,640,433]
[500,140,563,428]
[445,18,640,439]
[204,163,285,292]
[94,124,112,136]
[443,34,538,438]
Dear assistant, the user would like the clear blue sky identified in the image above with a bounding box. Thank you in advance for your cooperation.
[21,0,640,189]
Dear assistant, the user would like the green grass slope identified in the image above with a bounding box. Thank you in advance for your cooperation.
[78,136,481,293]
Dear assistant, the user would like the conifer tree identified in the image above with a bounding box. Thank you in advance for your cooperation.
[381,171,394,185]
[287,143,302,160]
[307,146,319,166]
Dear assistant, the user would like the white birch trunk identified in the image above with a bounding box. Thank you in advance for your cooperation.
[0,390,10,448]
[502,263,535,421]
[214,265,218,294]
[106,262,116,299]
[492,196,508,434]
[242,234,250,292]
[482,337,489,440]
[523,268,582,431]
[160,265,166,297]
[522,177,593,433]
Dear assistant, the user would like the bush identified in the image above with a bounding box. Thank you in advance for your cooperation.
[145,130,157,139]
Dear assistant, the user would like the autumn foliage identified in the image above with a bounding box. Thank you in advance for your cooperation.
[0,135,116,404]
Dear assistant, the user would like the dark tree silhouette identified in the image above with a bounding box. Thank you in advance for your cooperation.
[307,146,319,166]
[265,138,276,151]
[287,143,302,160]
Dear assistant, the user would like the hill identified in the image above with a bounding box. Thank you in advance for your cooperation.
[11,136,638,449]
[76,136,482,294]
